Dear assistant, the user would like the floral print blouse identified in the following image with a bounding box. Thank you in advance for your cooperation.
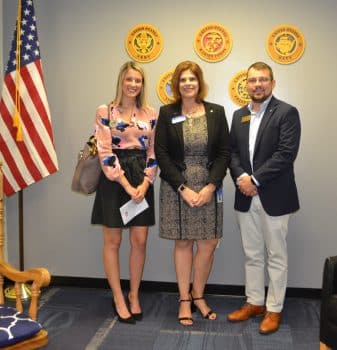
[95,103,158,183]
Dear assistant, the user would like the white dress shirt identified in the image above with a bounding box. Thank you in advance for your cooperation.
[239,95,272,186]
[248,95,272,170]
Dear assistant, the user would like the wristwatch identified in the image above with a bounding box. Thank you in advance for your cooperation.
[178,184,186,192]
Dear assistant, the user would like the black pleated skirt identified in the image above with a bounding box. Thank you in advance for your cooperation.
[91,149,155,228]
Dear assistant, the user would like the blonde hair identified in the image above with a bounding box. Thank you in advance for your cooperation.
[171,60,208,103]
[113,61,148,108]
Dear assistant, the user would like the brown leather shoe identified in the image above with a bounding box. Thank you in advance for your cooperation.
[259,311,281,334]
[227,303,266,322]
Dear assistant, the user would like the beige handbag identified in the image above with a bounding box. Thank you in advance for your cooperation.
[71,135,101,195]
[71,104,113,195]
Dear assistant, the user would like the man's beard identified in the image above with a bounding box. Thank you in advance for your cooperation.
[250,93,271,103]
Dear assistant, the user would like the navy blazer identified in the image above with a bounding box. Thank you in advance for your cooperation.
[230,96,301,216]
[155,101,230,191]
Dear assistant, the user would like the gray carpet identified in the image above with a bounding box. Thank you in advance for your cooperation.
[36,287,320,349]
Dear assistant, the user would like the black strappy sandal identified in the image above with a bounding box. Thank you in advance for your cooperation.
[191,296,217,320]
[178,299,194,326]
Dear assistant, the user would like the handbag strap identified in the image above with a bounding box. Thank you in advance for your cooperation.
[107,102,114,122]
[92,103,112,144]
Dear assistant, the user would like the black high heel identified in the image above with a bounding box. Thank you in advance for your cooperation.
[112,300,136,324]
[178,298,194,326]
[127,293,143,321]
[191,295,216,320]
[131,312,143,321]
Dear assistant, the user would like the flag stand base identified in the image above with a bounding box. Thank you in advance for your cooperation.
[4,283,31,301]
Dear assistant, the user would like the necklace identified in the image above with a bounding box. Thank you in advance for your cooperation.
[182,104,202,126]
[182,105,199,118]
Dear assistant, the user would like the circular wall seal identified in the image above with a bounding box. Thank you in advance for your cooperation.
[266,24,305,64]
[229,70,251,107]
[194,23,233,62]
[157,69,175,105]
[125,23,163,63]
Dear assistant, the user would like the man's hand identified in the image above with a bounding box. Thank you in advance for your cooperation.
[237,175,257,197]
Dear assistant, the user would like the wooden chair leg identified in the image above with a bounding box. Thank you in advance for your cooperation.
[320,341,332,350]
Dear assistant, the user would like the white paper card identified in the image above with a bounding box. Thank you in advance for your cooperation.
[119,198,149,225]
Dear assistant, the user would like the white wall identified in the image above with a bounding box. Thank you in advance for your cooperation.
[2,0,337,288]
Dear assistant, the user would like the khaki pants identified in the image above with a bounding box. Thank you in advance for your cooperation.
[237,195,290,313]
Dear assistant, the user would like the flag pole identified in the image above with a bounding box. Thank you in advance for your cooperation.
[4,189,31,301]
[19,191,24,271]
[19,190,32,299]
[16,0,24,272]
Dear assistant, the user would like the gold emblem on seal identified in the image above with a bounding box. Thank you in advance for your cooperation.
[126,23,163,63]
[266,24,305,64]
[194,23,233,62]
[229,70,251,107]
[157,69,175,105]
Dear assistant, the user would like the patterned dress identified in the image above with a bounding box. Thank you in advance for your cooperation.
[159,114,223,240]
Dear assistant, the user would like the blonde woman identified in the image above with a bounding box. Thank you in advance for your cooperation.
[92,61,157,324]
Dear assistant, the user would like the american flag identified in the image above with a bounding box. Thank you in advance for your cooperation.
[0,0,58,196]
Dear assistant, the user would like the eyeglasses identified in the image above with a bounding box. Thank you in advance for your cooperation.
[247,77,271,84]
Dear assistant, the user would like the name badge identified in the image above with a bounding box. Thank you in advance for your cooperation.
[172,115,186,124]
[241,115,251,123]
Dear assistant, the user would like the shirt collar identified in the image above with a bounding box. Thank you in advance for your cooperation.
[248,95,273,115]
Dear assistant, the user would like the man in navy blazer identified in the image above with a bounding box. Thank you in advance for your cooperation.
[227,62,301,335]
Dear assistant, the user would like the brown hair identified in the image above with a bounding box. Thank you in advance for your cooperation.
[247,61,274,81]
[171,60,208,103]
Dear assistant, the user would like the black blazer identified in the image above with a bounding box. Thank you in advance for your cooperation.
[230,96,301,216]
[154,101,230,191]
